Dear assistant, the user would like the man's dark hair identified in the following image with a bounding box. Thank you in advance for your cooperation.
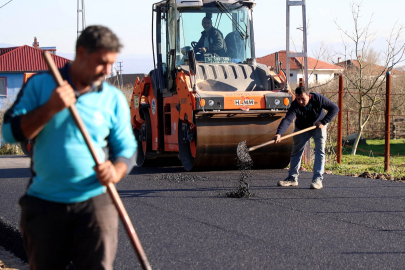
[76,25,123,54]
[202,17,212,22]
[295,85,310,96]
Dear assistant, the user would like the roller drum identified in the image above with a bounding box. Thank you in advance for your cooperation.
[185,112,294,170]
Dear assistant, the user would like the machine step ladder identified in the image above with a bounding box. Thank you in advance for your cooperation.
[77,0,86,39]
[286,0,308,89]
[286,0,311,164]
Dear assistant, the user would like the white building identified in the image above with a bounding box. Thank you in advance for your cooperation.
[257,50,344,85]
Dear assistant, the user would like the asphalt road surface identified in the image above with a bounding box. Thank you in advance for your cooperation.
[1,155,405,269]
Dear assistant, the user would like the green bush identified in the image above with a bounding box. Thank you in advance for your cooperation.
[0,143,24,155]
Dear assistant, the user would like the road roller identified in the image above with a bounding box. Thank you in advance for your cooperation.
[130,0,295,171]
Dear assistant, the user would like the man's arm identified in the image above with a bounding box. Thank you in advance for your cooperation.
[20,81,76,139]
[94,161,127,186]
[2,78,76,143]
[273,104,296,143]
[94,91,137,185]
[272,107,297,143]
[320,96,339,126]
[196,35,205,53]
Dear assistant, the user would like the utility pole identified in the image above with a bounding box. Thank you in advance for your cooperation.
[117,61,123,89]
[77,0,86,39]
[117,61,123,74]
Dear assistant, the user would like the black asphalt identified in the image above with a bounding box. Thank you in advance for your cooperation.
[1,161,405,269]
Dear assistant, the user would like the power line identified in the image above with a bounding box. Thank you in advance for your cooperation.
[0,0,14,9]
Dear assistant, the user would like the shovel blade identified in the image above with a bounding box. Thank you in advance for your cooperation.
[237,140,253,164]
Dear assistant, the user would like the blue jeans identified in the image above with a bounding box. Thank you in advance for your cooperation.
[288,126,327,181]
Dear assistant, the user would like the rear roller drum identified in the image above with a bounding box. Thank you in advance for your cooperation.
[135,110,153,167]
[133,128,145,166]
[135,111,181,168]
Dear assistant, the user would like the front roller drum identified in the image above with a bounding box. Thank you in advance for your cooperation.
[178,112,294,171]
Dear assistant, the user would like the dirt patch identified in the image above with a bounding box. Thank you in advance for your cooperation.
[356,171,405,181]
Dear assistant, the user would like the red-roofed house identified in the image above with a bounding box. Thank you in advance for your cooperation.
[336,59,405,77]
[0,45,71,111]
[257,50,344,85]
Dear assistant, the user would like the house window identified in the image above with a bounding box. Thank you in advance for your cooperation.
[315,74,318,83]
[290,73,293,77]
[0,77,6,97]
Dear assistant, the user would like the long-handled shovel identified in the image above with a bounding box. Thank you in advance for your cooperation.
[237,126,316,163]
[43,52,152,270]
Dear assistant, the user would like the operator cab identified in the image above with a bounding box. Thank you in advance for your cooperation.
[153,0,261,93]
[176,1,255,65]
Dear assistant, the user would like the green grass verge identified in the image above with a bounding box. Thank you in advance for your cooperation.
[324,139,405,179]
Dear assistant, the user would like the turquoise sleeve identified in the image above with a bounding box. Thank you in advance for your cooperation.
[1,76,41,143]
[108,91,137,160]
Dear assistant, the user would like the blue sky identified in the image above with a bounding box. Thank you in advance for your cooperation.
[1,0,404,73]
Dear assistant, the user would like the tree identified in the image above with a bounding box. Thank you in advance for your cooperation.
[334,2,405,155]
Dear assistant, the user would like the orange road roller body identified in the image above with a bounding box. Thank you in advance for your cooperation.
[130,0,295,171]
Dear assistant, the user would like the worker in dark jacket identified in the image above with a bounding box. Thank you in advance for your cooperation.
[273,86,339,189]
[195,17,227,57]
[2,25,137,269]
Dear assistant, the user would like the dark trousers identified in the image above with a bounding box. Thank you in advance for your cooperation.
[19,193,118,270]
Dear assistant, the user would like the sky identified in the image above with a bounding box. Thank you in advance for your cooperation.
[1,0,404,73]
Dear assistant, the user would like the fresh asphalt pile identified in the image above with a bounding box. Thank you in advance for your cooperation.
[0,217,26,262]
[226,140,253,198]
[151,173,208,182]
[0,161,31,264]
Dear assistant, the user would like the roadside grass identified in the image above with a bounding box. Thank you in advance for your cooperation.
[324,139,405,179]
[345,139,405,156]
[1,110,24,155]
[0,144,24,155]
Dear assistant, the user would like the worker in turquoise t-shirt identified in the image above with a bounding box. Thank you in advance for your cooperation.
[2,25,137,270]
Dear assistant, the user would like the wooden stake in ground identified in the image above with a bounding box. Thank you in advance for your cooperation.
[43,51,152,270]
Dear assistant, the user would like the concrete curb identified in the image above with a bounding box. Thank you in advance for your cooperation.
[0,217,27,262]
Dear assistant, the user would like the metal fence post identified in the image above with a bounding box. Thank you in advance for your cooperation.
[337,75,343,164]
[346,111,349,138]
[384,72,391,172]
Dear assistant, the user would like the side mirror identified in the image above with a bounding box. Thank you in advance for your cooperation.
[187,50,198,91]
[188,50,197,76]
[275,52,280,74]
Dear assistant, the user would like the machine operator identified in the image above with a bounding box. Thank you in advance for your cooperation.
[195,17,227,58]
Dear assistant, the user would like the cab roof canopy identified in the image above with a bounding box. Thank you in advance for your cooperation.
[176,0,256,8]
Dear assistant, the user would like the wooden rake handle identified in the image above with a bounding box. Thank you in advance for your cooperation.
[249,126,317,152]
[43,52,152,270]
